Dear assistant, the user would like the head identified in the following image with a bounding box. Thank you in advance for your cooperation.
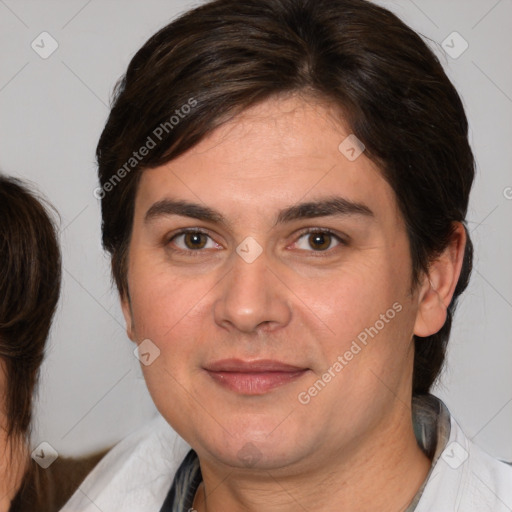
[97,0,473,469]
[0,175,62,442]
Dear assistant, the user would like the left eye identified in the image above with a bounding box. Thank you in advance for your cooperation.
[171,231,218,251]
[294,231,343,251]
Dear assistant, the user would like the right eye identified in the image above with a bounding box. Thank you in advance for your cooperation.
[166,229,222,255]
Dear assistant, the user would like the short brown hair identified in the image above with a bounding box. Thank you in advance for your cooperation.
[97,0,474,394]
[0,175,62,438]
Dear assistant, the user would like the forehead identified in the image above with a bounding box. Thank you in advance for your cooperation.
[134,95,401,227]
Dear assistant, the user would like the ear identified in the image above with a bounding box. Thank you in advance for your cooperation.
[414,222,467,338]
[120,291,137,342]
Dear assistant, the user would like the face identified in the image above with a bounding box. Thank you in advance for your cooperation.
[122,95,426,472]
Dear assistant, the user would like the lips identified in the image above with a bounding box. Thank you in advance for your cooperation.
[204,359,308,395]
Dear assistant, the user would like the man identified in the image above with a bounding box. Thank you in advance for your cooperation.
[62,0,512,510]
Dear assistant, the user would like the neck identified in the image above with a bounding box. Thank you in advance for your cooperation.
[0,429,29,512]
[194,403,431,512]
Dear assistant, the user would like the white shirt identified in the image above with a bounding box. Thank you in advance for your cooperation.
[60,396,512,511]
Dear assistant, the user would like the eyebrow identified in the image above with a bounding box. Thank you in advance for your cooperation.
[275,196,373,224]
[144,196,374,227]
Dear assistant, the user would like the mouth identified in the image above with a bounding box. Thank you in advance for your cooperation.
[203,359,309,395]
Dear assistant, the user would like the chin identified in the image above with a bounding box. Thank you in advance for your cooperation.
[192,418,310,471]
[206,440,305,471]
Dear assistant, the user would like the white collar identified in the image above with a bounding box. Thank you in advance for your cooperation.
[61,399,512,511]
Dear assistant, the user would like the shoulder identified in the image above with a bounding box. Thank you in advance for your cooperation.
[59,414,190,512]
[416,414,512,511]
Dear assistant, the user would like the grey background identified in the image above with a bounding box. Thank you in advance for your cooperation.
[0,0,510,460]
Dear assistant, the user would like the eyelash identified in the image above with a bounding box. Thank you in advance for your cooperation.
[165,228,219,258]
[294,228,348,255]
[165,227,347,257]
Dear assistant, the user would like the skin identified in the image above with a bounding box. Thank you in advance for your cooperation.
[0,364,28,512]
[121,94,466,511]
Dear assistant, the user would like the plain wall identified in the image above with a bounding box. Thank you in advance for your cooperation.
[0,0,510,460]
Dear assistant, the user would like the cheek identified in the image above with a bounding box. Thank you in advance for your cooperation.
[312,260,405,338]
[128,260,204,340]
[301,252,414,383]
[128,268,217,397]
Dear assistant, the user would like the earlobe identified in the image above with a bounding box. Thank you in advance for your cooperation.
[413,222,466,338]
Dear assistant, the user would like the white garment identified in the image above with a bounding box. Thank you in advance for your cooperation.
[60,415,190,512]
[60,410,512,512]
[414,416,512,511]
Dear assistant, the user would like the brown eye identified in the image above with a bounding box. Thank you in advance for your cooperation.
[294,230,344,253]
[166,228,223,257]
[168,230,218,253]
[183,232,208,250]
[308,232,332,251]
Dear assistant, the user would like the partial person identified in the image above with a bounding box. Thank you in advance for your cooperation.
[0,175,106,512]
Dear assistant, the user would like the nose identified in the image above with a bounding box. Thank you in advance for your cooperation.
[213,248,292,334]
